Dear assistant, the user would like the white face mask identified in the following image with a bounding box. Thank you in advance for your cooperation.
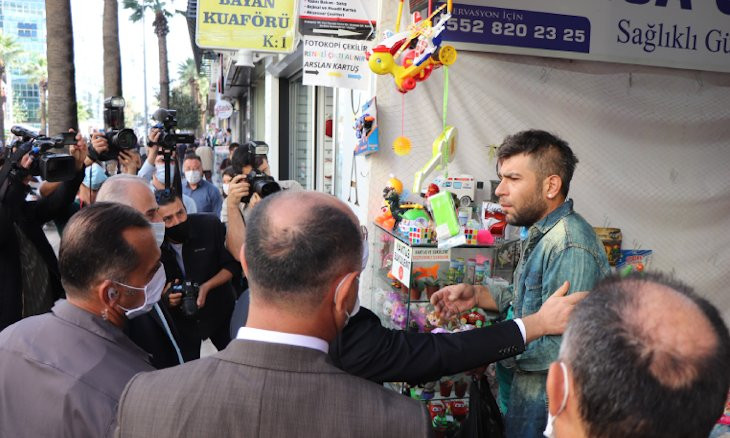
[185,170,202,184]
[361,233,369,271]
[150,221,165,247]
[544,361,570,438]
[222,183,229,196]
[112,265,167,319]
[155,164,174,183]
[334,273,360,327]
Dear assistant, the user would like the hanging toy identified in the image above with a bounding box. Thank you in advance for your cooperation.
[366,0,457,94]
[393,136,412,156]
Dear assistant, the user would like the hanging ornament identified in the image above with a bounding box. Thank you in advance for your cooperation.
[393,136,412,156]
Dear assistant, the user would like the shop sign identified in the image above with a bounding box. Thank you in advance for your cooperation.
[196,0,297,52]
[412,248,450,263]
[299,0,377,40]
[437,1,730,73]
[302,36,372,90]
[391,239,413,288]
[214,100,234,119]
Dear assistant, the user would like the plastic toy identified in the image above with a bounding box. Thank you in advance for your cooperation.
[413,126,457,194]
[428,402,445,419]
[429,190,460,238]
[432,174,477,207]
[393,135,412,156]
[366,2,456,93]
[414,264,439,280]
[460,307,487,328]
[387,175,404,195]
[450,399,468,419]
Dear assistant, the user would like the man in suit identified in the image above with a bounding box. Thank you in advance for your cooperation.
[116,191,431,437]
[544,273,730,438]
[97,174,185,368]
[156,189,239,360]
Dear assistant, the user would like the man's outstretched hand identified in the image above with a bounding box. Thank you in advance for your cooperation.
[523,281,588,341]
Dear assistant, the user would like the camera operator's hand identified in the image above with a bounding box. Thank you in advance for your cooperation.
[226,174,250,205]
[19,153,33,169]
[196,282,211,308]
[147,128,162,159]
[84,130,108,166]
[118,150,140,175]
[248,193,262,209]
[68,130,88,171]
[167,279,182,307]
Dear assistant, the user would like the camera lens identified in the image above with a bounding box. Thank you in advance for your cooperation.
[112,129,138,150]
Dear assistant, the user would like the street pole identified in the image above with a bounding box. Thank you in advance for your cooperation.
[142,9,149,145]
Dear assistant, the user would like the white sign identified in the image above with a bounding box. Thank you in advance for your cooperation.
[412,248,451,263]
[300,0,377,40]
[436,0,730,73]
[302,36,372,90]
[214,100,233,119]
[391,239,413,288]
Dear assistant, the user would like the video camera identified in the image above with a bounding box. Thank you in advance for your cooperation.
[151,108,196,152]
[89,96,138,162]
[171,281,200,318]
[3,126,77,182]
[233,141,280,203]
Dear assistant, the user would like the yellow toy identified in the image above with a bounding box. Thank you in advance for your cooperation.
[366,2,456,93]
[413,126,457,194]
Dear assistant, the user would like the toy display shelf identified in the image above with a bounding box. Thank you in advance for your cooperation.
[374,222,516,249]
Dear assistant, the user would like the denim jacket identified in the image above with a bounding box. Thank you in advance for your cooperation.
[490,200,610,372]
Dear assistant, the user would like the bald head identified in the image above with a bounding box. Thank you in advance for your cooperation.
[560,273,730,438]
[244,191,362,309]
[97,174,160,222]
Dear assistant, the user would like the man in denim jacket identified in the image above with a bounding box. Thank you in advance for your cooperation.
[432,130,610,438]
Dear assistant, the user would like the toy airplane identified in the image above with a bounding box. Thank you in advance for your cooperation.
[413,126,457,194]
[366,4,457,93]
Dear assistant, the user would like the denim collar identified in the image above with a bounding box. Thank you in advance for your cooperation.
[531,199,574,235]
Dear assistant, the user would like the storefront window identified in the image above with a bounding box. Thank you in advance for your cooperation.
[288,75,314,189]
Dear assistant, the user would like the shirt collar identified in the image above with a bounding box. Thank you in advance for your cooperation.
[236,327,329,354]
[532,199,574,235]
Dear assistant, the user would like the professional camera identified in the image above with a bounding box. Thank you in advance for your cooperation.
[243,170,280,204]
[89,96,138,162]
[235,141,280,203]
[171,281,200,318]
[3,125,77,182]
[151,108,196,151]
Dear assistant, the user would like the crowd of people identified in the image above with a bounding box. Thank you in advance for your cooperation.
[0,126,727,437]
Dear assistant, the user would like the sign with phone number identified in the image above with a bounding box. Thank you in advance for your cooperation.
[436,1,730,73]
[444,5,590,54]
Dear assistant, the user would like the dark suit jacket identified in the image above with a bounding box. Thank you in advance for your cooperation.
[126,303,183,369]
[230,300,525,384]
[116,339,431,438]
[0,168,83,330]
[161,213,240,358]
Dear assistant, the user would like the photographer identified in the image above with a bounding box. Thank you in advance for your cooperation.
[155,189,240,360]
[0,131,88,330]
[138,127,197,214]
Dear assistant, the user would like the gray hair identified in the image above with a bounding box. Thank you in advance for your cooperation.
[97,174,153,206]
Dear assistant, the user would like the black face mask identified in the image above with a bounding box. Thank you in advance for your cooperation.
[165,219,190,243]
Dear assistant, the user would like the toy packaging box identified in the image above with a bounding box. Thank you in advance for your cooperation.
[354,97,379,156]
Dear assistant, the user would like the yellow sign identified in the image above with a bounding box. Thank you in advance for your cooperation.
[196,0,298,52]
